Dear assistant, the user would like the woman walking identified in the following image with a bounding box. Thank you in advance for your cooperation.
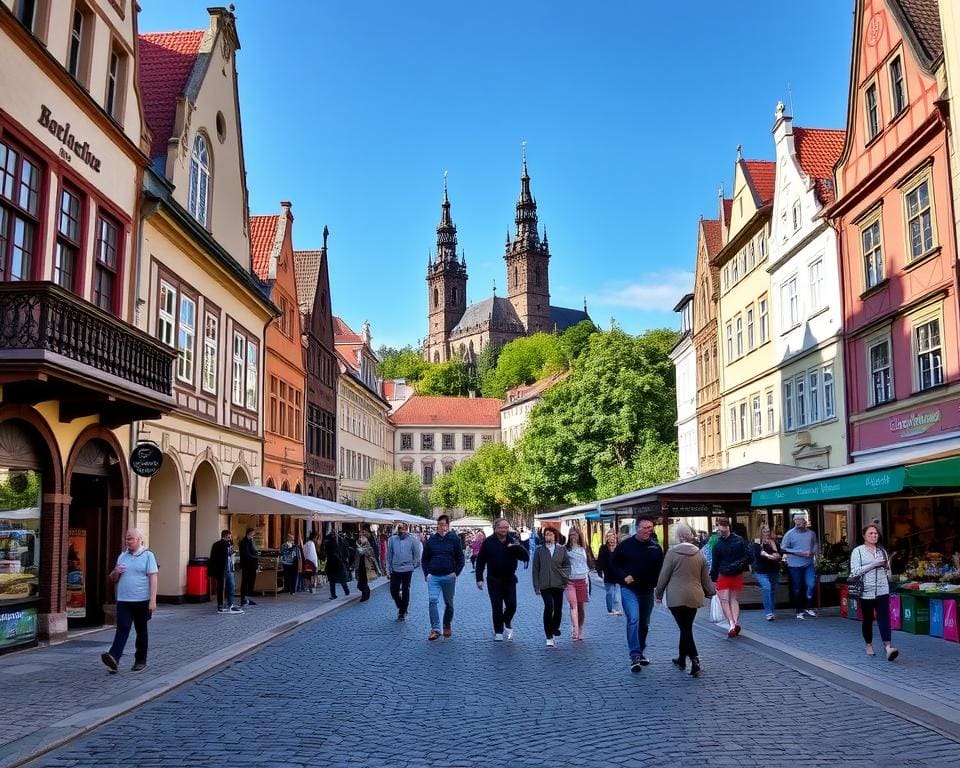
[655,523,716,677]
[851,524,899,661]
[532,528,570,647]
[596,530,623,616]
[356,531,382,602]
[302,532,320,594]
[279,533,301,596]
[753,524,782,621]
[564,527,594,640]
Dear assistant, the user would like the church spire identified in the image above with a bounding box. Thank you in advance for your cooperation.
[435,170,458,265]
[515,142,539,246]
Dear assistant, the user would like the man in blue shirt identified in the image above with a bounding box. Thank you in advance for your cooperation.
[781,514,820,619]
[101,529,158,672]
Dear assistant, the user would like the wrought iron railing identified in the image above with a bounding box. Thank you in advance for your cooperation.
[0,282,174,396]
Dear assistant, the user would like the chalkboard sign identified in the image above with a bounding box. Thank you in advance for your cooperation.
[130,443,163,477]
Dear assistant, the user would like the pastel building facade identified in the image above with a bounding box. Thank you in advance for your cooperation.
[671,294,698,477]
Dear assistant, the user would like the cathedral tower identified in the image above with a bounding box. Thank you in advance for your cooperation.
[425,176,467,362]
[505,146,551,333]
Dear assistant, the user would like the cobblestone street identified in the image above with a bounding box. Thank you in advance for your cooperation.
[21,573,960,768]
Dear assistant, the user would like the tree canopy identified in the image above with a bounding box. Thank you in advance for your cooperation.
[429,442,530,517]
[359,468,431,518]
[376,346,430,383]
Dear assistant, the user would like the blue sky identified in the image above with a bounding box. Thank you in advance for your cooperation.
[138,1,854,349]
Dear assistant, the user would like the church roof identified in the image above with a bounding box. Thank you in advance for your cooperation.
[549,306,590,332]
[450,296,523,337]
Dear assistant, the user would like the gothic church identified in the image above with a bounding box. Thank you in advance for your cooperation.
[423,155,589,363]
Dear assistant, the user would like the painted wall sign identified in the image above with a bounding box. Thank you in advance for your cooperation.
[130,443,163,478]
[855,395,960,451]
[37,105,102,173]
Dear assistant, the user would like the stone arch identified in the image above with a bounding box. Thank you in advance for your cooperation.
[148,451,184,598]
[229,459,252,488]
[265,477,276,489]
[295,482,302,494]
[307,483,314,497]
[281,480,290,492]
[141,446,187,509]
[191,461,221,559]
[187,452,226,508]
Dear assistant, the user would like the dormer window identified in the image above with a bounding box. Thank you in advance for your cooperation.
[188,134,211,226]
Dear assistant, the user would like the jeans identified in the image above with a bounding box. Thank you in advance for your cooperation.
[240,563,257,603]
[216,567,236,608]
[604,582,621,613]
[861,593,892,644]
[540,587,564,638]
[754,572,777,615]
[788,563,816,612]
[427,574,456,630]
[390,571,413,615]
[669,605,698,662]
[108,600,150,663]
[487,578,517,634]
[620,586,654,658]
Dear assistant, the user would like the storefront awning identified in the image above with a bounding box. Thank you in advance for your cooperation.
[751,454,960,507]
[227,485,363,522]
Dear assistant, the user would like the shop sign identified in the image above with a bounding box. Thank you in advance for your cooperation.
[752,467,906,507]
[667,503,725,516]
[857,395,960,449]
[631,502,660,517]
[37,105,102,173]
[130,443,163,478]
[889,408,942,438]
[0,606,37,650]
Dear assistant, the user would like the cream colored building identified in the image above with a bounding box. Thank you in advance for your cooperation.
[768,105,847,470]
[334,318,394,505]
[132,9,277,599]
[716,154,782,468]
[671,295,698,477]
[500,371,566,447]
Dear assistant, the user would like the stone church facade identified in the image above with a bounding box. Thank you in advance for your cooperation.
[423,156,589,362]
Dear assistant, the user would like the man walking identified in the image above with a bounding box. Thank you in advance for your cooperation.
[100,529,158,672]
[386,522,422,621]
[476,518,530,641]
[239,527,258,607]
[323,526,350,599]
[782,513,819,619]
[709,518,750,637]
[209,530,243,614]
[611,517,664,672]
[421,514,464,641]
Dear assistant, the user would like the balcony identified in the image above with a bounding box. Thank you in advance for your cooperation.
[0,282,175,426]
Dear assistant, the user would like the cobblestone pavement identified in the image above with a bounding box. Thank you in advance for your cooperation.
[21,570,960,768]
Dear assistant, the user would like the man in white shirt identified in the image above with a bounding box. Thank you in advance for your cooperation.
[101,529,158,672]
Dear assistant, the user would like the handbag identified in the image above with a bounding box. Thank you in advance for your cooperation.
[302,560,317,574]
[848,549,865,598]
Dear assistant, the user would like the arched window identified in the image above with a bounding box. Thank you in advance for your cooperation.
[188,134,211,226]
[433,287,439,308]
[513,266,518,287]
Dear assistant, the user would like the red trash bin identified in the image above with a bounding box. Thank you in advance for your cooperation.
[186,557,210,602]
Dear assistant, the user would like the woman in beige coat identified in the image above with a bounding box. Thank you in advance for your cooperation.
[655,523,716,677]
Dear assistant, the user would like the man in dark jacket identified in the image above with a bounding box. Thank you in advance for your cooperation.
[611,518,663,672]
[209,530,243,614]
[709,517,750,638]
[238,528,258,607]
[476,518,530,641]
[323,527,350,599]
[421,515,465,640]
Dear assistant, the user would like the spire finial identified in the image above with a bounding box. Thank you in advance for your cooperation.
[443,169,448,202]
[492,279,497,296]
[736,143,743,161]
[583,296,588,313]
[521,140,527,175]
[322,225,329,249]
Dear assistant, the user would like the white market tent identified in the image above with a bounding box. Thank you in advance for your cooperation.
[227,486,432,527]
[449,516,494,530]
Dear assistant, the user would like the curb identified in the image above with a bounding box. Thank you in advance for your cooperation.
[697,616,960,742]
[3,579,389,768]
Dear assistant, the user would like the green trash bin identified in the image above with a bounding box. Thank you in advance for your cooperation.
[900,593,930,634]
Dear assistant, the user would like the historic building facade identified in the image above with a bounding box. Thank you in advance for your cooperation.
[671,294,698,477]
[500,371,566,447]
[0,0,176,643]
[132,9,277,599]
[768,107,847,470]
[423,157,589,363]
[334,318,393,505]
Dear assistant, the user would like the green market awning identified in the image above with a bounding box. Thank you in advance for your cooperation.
[751,455,960,507]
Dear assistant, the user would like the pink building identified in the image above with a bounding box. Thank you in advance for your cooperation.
[831,0,959,462]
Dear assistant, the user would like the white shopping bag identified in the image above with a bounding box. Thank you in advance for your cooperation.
[710,594,725,623]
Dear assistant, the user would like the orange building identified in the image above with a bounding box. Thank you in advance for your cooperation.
[250,203,306,538]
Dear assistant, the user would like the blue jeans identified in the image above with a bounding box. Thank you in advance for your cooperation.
[216,566,236,608]
[620,586,654,659]
[108,600,150,663]
[427,574,456,631]
[788,563,816,613]
[754,572,777,615]
[604,583,621,613]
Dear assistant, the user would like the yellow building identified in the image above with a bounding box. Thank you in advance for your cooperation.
[715,154,782,468]
[0,0,175,643]
[131,9,277,599]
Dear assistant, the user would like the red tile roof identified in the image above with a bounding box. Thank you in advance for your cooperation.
[138,31,205,160]
[248,214,280,281]
[390,395,502,427]
[333,316,362,344]
[701,218,724,258]
[722,198,732,224]
[743,160,776,206]
[503,371,568,409]
[793,127,845,206]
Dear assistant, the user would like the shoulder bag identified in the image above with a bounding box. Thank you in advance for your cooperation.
[847,549,865,598]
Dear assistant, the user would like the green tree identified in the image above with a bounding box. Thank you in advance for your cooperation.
[474,342,501,398]
[559,319,598,365]
[359,468,431,518]
[486,333,564,398]
[429,443,530,517]
[377,346,430,383]
[415,360,470,396]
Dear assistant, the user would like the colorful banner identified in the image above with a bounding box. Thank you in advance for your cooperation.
[67,528,87,619]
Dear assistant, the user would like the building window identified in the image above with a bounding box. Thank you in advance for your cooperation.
[269,377,278,433]
[202,312,218,394]
[400,460,413,473]
[759,295,769,343]
[188,135,211,227]
[68,7,84,78]
[481,434,493,444]
[93,213,119,313]
[462,434,474,450]
[422,464,434,486]
[766,389,775,433]
[105,46,126,121]
[400,433,413,450]
[792,200,801,232]
[783,379,795,432]
[15,0,38,31]
[746,307,755,350]
[421,433,434,451]
[232,332,244,406]
[722,266,729,292]
[54,187,82,291]
[725,322,733,361]
[731,257,739,284]
[747,242,756,270]
[868,338,893,405]
[0,141,40,282]
[795,375,806,428]
[752,395,762,438]
[442,433,454,450]
[729,406,738,444]
[889,55,906,116]
[781,276,799,329]
[177,295,196,384]
[808,368,820,424]
[823,365,835,419]
[865,82,880,141]
[915,318,943,391]
[158,280,176,346]
[861,218,884,289]
[245,341,258,410]
[735,315,743,358]
[904,178,934,261]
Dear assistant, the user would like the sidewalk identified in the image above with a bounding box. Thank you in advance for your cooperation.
[698,604,960,737]
[0,579,388,768]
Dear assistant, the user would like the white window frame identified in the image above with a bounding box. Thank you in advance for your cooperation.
[864,80,880,141]
[795,374,806,428]
[860,213,884,290]
[867,334,894,406]
[911,308,944,392]
[158,280,176,347]
[729,406,738,444]
[823,364,835,419]
[735,315,743,358]
[903,172,936,262]
[766,389,775,433]
[232,332,245,406]
[245,340,258,410]
[738,401,747,442]
[783,379,795,432]
[808,258,824,312]
[808,367,820,424]
[792,200,801,232]
[188,134,211,227]
[176,294,196,384]
[726,322,733,361]
[746,306,755,350]
[202,311,218,394]
[751,394,762,438]
[889,53,907,116]
[781,276,799,330]
[759,295,769,343]
[758,232,766,262]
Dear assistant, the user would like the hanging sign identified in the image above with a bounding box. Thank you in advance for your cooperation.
[130,443,163,478]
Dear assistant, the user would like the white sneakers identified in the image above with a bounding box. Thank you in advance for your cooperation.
[766,613,775,621]
[545,638,555,647]
[494,633,504,642]
[805,609,817,617]
[504,628,514,641]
